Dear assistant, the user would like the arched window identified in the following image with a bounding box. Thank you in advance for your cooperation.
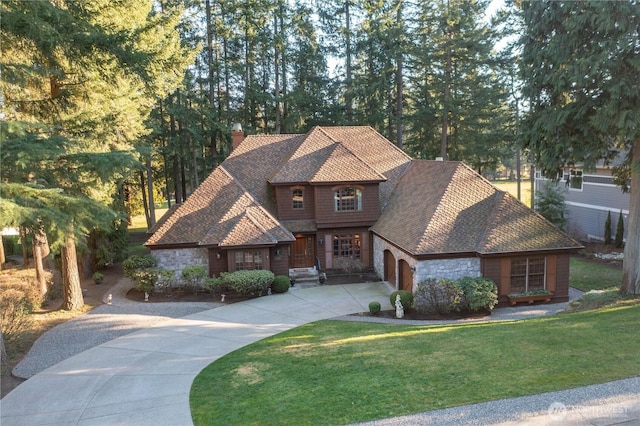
[334,187,362,211]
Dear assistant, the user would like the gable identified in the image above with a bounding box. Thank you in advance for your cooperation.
[146,167,294,247]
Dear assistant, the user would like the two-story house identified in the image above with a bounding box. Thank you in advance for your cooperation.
[146,126,582,304]
[534,159,630,243]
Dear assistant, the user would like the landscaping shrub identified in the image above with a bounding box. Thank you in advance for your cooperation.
[123,254,160,295]
[272,275,291,293]
[123,254,157,278]
[181,265,207,287]
[204,277,224,294]
[414,278,462,314]
[389,290,414,311]
[457,277,498,312]
[220,270,275,296]
[0,272,45,311]
[0,289,33,345]
[156,269,176,292]
[368,301,381,315]
[131,268,157,294]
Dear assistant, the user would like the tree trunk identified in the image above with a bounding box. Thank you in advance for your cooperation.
[140,170,151,228]
[61,234,84,310]
[32,227,50,296]
[0,234,5,271]
[146,156,156,228]
[345,0,353,123]
[395,0,404,149]
[0,328,7,367]
[620,139,640,294]
[441,29,452,160]
[20,227,29,266]
[274,13,281,134]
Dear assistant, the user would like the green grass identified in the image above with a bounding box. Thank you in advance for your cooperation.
[569,257,623,291]
[190,303,640,426]
[127,207,169,232]
[491,180,532,207]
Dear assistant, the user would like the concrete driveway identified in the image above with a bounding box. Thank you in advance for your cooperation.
[0,283,392,426]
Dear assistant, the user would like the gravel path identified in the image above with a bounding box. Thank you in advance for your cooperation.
[352,377,640,425]
[12,278,219,379]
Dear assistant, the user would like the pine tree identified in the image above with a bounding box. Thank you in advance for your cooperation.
[604,211,612,245]
[534,182,567,230]
[1,0,193,306]
[520,0,640,294]
[615,211,625,249]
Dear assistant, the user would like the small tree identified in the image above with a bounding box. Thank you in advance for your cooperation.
[615,211,625,249]
[604,211,612,245]
[535,182,567,230]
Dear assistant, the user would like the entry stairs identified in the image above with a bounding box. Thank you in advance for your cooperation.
[289,267,321,288]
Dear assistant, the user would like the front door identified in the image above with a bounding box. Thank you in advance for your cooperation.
[291,236,315,268]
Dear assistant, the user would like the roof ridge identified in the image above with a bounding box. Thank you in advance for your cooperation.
[221,165,290,235]
[474,190,505,252]
[244,207,279,243]
[417,162,462,247]
[321,125,413,161]
[312,142,387,182]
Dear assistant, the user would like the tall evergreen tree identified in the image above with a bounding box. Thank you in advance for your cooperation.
[405,0,509,170]
[1,0,193,308]
[520,0,640,294]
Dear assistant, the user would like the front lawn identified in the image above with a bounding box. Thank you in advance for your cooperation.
[569,257,623,291]
[190,302,640,425]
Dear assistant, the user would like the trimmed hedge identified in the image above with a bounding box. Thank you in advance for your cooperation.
[368,301,381,315]
[220,270,275,296]
[390,290,414,311]
[272,275,291,293]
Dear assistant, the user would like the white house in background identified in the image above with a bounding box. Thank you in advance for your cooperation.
[534,159,630,243]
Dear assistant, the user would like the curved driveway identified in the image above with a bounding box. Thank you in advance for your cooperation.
[1,283,392,425]
[2,283,638,425]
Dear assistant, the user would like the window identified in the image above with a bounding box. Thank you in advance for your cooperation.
[292,188,304,209]
[334,187,362,211]
[565,169,583,190]
[510,257,545,293]
[234,251,264,270]
[333,234,361,259]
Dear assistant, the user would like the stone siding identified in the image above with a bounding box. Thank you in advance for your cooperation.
[151,248,209,279]
[414,258,481,282]
[373,236,481,291]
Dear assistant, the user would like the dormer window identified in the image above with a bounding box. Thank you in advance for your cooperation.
[334,187,362,211]
[292,188,304,209]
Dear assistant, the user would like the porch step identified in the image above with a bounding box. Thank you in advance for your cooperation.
[289,267,320,287]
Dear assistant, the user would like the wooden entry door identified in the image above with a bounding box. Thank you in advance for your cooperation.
[291,236,315,268]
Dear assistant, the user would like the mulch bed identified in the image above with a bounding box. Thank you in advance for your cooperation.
[351,308,491,321]
[125,288,254,304]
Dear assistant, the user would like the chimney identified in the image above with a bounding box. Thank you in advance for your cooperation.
[435,156,444,161]
[232,123,244,150]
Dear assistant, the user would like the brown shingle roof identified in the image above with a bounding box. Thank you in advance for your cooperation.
[371,160,582,256]
[269,127,388,184]
[146,167,295,247]
[224,133,305,213]
[148,126,579,257]
[478,192,582,254]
